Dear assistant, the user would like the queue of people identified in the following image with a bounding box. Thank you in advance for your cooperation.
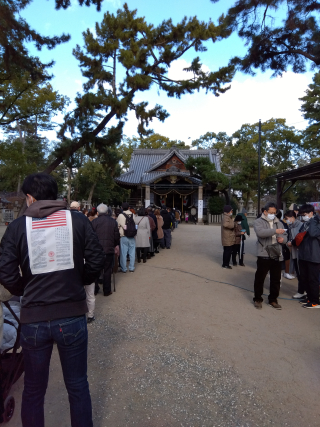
[221,201,320,310]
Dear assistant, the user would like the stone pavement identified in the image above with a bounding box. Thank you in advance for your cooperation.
[7,223,320,426]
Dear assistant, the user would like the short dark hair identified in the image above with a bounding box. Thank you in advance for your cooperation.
[21,173,58,201]
[299,204,314,215]
[284,210,296,219]
[263,202,277,212]
[122,202,129,210]
[276,211,282,220]
[137,206,145,216]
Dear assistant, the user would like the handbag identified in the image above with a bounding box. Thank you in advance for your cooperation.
[294,231,307,247]
[258,240,281,260]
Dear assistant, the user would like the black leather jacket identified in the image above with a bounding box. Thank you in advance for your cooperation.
[0,201,106,323]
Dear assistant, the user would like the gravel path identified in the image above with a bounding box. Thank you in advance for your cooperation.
[8,224,320,426]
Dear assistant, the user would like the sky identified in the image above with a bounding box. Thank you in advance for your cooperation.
[20,0,314,144]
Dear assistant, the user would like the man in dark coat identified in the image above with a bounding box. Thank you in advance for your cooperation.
[294,204,320,309]
[147,207,158,255]
[0,173,105,427]
[92,203,120,297]
[160,206,172,249]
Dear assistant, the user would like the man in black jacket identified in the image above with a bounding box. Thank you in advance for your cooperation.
[0,173,105,427]
[295,204,320,309]
[92,203,120,297]
[160,206,172,249]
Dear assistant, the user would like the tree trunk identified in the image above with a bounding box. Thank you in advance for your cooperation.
[87,182,96,205]
[67,167,71,205]
[16,121,26,193]
[222,190,230,204]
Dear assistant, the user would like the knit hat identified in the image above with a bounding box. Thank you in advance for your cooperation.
[223,205,233,213]
[235,214,243,222]
[70,201,80,208]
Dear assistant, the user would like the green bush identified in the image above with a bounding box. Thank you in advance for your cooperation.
[208,196,225,215]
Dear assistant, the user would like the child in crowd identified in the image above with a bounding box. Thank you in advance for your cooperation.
[233,214,246,266]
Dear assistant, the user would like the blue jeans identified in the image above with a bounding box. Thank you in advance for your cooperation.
[120,236,136,272]
[20,315,92,427]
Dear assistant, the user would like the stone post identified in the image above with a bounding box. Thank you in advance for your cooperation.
[198,185,203,224]
[239,198,244,213]
[145,185,150,208]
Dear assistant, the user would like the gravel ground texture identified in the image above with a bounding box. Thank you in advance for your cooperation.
[6,223,320,427]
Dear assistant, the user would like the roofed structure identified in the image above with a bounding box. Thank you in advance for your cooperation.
[115,147,222,223]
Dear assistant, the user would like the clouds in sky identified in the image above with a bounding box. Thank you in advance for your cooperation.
[122,59,313,142]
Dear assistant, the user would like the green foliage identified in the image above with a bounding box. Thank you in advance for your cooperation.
[219,118,302,203]
[300,72,320,157]
[192,131,232,149]
[0,0,101,82]
[208,196,225,215]
[217,0,320,76]
[185,157,229,190]
[0,137,47,192]
[1,76,69,127]
[50,3,235,174]
[230,198,238,213]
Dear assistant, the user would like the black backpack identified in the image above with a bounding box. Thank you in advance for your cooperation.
[122,213,137,238]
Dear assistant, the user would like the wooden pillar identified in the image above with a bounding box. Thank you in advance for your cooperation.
[145,185,150,208]
[198,185,203,224]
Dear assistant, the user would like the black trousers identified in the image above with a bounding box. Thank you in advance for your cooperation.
[136,247,148,261]
[232,243,244,265]
[253,257,281,303]
[223,245,234,267]
[293,258,303,294]
[102,253,114,294]
[299,259,320,304]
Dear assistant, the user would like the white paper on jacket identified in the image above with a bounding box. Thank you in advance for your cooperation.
[26,210,74,274]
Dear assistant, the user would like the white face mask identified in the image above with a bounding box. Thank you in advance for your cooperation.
[267,214,275,220]
[302,215,311,222]
[238,221,242,224]
[286,219,292,224]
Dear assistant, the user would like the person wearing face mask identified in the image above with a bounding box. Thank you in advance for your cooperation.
[253,202,287,310]
[293,204,320,309]
[221,205,235,269]
[232,214,246,266]
[285,210,304,298]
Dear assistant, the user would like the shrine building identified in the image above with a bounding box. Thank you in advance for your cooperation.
[115,147,222,223]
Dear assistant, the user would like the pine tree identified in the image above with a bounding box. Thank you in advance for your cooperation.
[45,3,235,174]
[214,0,320,76]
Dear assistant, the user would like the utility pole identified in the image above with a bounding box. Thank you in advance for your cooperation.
[258,119,261,215]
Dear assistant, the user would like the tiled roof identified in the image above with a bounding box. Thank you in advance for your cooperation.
[115,148,221,186]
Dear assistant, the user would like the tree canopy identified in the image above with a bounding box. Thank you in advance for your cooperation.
[214,0,320,76]
[46,3,235,174]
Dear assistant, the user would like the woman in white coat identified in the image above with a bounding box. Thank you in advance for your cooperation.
[134,207,151,263]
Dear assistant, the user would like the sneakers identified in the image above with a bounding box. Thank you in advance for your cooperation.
[292,292,306,299]
[222,265,232,269]
[302,302,320,309]
[268,302,282,310]
[299,296,309,304]
[283,273,295,280]
[129,270,134,273]
[254,301,262,309]
[87,316,95,324]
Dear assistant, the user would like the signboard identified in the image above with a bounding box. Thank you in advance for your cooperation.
[198,200,203,219]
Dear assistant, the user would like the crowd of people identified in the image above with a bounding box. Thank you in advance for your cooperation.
[221,201,320,310]
[0,173,183,426]
[0,171,319,426]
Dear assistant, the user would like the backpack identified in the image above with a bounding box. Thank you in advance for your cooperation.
[122,213,137,238]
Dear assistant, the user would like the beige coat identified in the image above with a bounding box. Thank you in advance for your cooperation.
[221,213,235,246]
[156,215,164,239]
[117,210,134,237]
[0,284,12,349]
[134,216,150,248]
